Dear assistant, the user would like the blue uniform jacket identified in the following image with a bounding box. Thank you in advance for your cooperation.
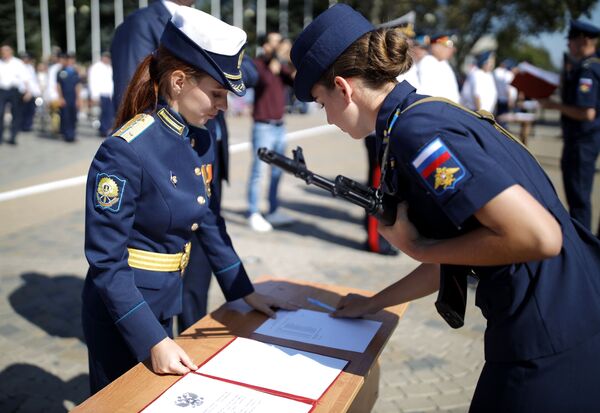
[57,66,80,103]
[377,82,600,362]
[111,1,171,112]
[560,55,600,138]
[83,103,254,362]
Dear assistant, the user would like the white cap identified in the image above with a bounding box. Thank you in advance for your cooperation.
[160,6,248,96]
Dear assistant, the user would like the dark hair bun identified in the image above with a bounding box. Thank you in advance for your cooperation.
[366,28,412,81]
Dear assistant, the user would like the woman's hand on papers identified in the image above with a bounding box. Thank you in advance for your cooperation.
[150,337,198,375]
[331,293,377,318]
[244,292,300,318]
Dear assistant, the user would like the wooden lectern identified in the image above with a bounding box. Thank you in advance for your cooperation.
[72,277,408,412]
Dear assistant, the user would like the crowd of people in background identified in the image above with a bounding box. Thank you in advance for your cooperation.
[0,46,110,144]
[0,30,530,148]
[0,13,598,241]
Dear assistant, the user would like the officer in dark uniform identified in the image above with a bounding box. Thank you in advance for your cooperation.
[539,20,600,232]
[111,0,187,113]
[83,7,292,394]
[290,5,600,412]
[111,0,258,333]
[56,53,81,142]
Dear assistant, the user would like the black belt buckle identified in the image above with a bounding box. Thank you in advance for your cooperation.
[435,266,467,329]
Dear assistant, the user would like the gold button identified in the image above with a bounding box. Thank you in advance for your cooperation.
[194,167,202,176]
[197,196,206,205]
[190,138,196,147]
[191,223,198,231]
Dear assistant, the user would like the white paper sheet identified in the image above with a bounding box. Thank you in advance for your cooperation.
[517,62,560,86]
[142,373,312,413]
[254,309,382,353]
[197,337,347,400]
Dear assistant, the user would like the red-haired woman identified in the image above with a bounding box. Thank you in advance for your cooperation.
[82,7,294,394]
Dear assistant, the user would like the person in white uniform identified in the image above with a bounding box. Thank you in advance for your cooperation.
[493,58,518,117]
[0,45,27,144]
[88,52,114,137]
[397,34,430,91]
[460,50,498,113]
[20,52,41,132]
[417,33,460,103]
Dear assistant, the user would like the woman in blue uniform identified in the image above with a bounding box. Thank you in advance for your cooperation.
[290,5,600,412]
[83,7,294,394]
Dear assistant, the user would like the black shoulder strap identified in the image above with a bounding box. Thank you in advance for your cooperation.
[397,97,558,197]
[582,57,600,83]
[398,96,537,161]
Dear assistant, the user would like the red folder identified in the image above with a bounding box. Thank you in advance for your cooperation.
[140,337,349,412]
[511,62,559,99]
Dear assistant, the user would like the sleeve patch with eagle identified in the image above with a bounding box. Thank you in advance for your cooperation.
[411,137,471,196]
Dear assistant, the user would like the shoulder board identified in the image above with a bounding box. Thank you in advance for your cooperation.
[583,57,600,68]
[112,114,155,143]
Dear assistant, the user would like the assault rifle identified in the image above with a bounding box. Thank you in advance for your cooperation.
[257,146,397,226]
[258,145,467,329]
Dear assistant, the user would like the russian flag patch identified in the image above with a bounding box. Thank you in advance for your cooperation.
[579,78,592,93]
[412,137,470,196]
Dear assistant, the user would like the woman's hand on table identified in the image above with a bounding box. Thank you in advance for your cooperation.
[150,337,198,375]
[244,291,301,318]
[331,293,378,318]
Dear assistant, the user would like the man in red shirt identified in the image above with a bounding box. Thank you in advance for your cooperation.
[247,33,296,231]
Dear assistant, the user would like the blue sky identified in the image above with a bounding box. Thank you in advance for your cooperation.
[533,2,600,68]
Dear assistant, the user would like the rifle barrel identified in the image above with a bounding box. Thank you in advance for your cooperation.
[257,147,381,215]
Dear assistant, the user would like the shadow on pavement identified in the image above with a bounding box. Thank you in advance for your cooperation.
[276,219,365,251]
[9,272,85,342]
[279,198,363,225]
[221,205,366,251]
[0,363,88,413]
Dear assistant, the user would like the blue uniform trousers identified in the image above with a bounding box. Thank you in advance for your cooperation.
[21,98,36,132]
[560,132,600,230]
[0,87,23,143]
[99,96,115,137]
[178,234,212,332]
[470,331,600,412]
[177,139,225,332]
[60,101,77,142]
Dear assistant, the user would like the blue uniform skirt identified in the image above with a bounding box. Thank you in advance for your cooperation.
[469,331,600,412]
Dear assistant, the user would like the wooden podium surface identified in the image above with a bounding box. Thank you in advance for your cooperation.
[72,277,408,413]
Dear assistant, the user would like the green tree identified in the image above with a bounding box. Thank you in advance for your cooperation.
[495,24,555,70]
[406,0,598,71]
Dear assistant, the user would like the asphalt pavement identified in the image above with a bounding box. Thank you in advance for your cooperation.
[0,106,598,413]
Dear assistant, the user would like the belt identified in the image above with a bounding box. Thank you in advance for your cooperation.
[127,242,191,273]
[256,119,284,126]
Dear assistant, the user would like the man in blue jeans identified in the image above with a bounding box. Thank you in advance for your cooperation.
[247,33,296,232]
